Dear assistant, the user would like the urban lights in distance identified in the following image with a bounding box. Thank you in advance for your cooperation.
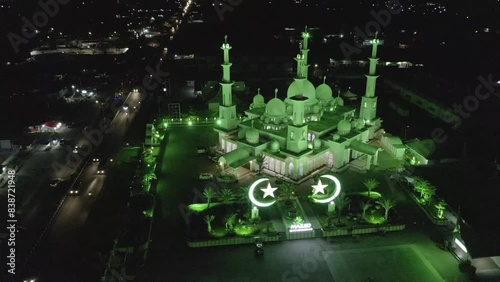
[311,174,342,204]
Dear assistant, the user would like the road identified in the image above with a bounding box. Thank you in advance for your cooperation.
[19,88,146,281]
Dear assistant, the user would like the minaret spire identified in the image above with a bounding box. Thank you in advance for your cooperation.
[220,35,234,106]
[217,35,238,131]
[323,76,326,84]
[300,26,311,79]
[274,88,278,98]
[359,33,381,123]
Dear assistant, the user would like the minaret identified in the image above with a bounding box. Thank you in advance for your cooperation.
[300,26,311,79]
[286,92,309,154]
[294,52,305,79]
[218,35,238,130]
[359,32,381,122]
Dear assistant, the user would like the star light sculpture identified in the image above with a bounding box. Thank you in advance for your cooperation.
[312,179,328,195]
[260,183,277,198]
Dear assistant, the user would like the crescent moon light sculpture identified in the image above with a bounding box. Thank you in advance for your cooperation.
[248,178,277,207]
[312,174,342,204]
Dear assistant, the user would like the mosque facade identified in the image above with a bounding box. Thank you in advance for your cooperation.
[214,29,401,181]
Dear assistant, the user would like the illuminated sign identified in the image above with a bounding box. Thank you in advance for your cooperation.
[289,223,313,232]
[248,178,278,207]
[311,174,342,204]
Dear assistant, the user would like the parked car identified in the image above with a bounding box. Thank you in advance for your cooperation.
[197,147,208,154]
[199,173,213,180]
[208,156,219,163]
[49,178,63,187]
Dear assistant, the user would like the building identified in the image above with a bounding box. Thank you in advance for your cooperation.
[214,29,403,182]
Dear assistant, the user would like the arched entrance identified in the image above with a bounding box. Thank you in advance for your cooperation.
[288,163,294,178]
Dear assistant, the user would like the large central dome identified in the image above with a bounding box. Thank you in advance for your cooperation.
[265,97,286,117]
[287,79,316,100]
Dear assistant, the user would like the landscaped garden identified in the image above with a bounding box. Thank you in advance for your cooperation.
[309,178,402,231]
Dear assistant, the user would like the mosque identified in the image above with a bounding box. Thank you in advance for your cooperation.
[214,28,405,182]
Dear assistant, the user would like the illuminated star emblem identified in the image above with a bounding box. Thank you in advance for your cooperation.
[260,183,278,198]
[312,179,328,195]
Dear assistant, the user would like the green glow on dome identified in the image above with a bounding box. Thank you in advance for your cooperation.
[217,119,221,125]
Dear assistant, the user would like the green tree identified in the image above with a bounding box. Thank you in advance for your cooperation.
[219,188,236,204]
[378,197,397,222]
[204,214,215,233]
[363,178,380,198]
[335,193,351,223]
[278,182,295,201]
[359,200,372,220]
[255,154,267,174]
[203,187,218,209]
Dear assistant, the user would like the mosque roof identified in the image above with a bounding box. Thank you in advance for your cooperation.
[265,97,286,117]
[287,79,316,99]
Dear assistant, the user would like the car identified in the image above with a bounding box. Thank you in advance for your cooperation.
[208,156,219,163]
[49,178,62,187]
[59,139,69,145]
[72,146,80,153]
[199,173,213,180]
[93,152,101,162]
[197,147,208,154]
[69,181,82,195]
[97,159,108,174]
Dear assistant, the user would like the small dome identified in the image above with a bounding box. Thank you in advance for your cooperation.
[270,140,280,152]
[313,138,322,149]
[335,96,344,106]
[337,119,351,135]
[265,97,286,117]
[316,78,333,101]
[252,88,265,107]
[253,94,265,106]
[355,118,365,130]
[246,128,259,144]
[238,128,247,139]
[312,105,320,114]
[287,79,316,99]
[333,134,340,141]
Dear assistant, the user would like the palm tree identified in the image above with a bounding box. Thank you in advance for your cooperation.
[203,187,218,209]
[378,197,397,222]
[363,178,380,198]
[435,200,446,219]
[279,182,295,201]
[225,213,237,232]
[219,188,236,204]
[255,154,267,174]
[143,154,155,165]
[142,172,157,189]
[204,214,215,233]
[413,178,436,203]
[335,193,351,223]
[359,200,372,220]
